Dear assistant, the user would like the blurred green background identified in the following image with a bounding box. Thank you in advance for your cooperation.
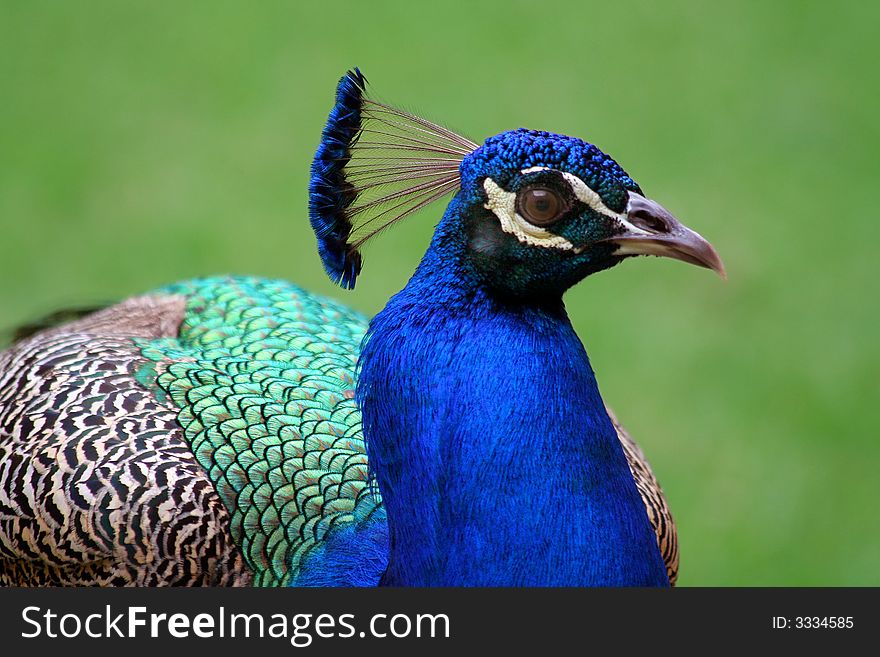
[1,1,877,585]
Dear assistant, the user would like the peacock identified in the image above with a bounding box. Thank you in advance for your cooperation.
[0,69,723,587]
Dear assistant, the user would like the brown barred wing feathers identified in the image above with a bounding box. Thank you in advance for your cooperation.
[607,407,680,586]
[0,295,250,585]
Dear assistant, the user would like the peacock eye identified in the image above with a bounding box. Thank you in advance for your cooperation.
[517,186,565,226]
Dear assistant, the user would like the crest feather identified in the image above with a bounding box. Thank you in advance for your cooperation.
[309,69,477,289]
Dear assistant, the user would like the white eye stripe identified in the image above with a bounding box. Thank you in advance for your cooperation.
[559,172,617,219]
[518,167,650,236]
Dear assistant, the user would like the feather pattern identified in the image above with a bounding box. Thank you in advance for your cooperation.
[309,69,477,289]
[0,278,677,586]
[0,296,251,585]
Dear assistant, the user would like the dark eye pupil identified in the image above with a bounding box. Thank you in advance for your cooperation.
[520,187,562,225]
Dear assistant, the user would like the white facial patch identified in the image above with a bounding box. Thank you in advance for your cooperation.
[482,177,578,251]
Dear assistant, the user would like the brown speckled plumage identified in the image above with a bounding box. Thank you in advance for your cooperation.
[609,409,680,585]
[0,295,250,586]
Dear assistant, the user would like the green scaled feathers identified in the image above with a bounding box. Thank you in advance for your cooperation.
[135,276,380,586]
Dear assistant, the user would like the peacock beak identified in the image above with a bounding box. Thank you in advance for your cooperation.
[606,192,726,279]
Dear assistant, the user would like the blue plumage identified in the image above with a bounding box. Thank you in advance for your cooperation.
[308,68,367,289]
[462,128,642,207]
[291,509,390,587]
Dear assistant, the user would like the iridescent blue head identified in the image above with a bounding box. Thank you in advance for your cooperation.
[309,70,724,294]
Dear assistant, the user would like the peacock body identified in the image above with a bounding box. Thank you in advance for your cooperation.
[0,69,722,587]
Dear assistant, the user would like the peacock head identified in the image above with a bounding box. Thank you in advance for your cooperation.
[309,69,724,296]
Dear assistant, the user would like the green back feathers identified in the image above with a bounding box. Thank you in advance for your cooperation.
[136,276,380,586]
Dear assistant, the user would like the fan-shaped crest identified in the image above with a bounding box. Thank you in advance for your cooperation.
[309,69,478,288]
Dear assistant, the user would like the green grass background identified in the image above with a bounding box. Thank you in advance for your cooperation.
[1,1,877,585]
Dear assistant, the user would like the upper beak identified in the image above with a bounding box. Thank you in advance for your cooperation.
[605,192,726,279]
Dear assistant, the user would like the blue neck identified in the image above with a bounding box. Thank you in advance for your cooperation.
[357,198,669,586]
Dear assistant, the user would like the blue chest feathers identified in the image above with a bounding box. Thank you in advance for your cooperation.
[356,267,669,586]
